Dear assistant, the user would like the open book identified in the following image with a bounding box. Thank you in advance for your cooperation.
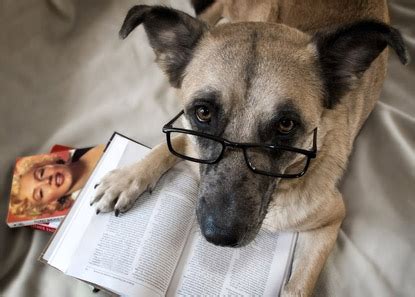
[41,133,297,296]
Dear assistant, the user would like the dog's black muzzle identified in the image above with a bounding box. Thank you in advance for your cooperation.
[198,194,248,247]
[197,154,276,247]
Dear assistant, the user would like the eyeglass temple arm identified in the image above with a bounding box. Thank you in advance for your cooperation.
[164,110,185,128]
[311,128,318,158]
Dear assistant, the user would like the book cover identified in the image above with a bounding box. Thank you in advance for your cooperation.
[7,145,104,228]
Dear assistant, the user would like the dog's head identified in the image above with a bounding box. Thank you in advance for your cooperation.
[120,5,409,247]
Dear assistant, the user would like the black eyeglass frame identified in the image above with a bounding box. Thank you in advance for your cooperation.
[162,110,317,178]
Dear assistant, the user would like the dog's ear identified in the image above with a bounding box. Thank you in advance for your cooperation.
[313,20,409,108]
[120,5,208,88]
[191,0,216,16]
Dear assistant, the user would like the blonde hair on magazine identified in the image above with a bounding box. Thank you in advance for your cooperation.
[10,154,74,217]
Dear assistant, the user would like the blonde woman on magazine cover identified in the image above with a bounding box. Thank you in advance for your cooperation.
[9,145,104,217]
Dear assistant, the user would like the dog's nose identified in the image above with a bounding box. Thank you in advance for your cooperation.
[202,215,240,247]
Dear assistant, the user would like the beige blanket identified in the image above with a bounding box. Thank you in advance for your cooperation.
[1,1,414,296]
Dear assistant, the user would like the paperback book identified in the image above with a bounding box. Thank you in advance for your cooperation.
[41,133,297,296]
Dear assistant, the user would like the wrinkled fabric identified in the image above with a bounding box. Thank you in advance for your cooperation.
[0,1,414,296]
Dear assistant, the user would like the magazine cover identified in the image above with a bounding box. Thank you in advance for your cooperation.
[31,145,74,232]
[6,145,104,228]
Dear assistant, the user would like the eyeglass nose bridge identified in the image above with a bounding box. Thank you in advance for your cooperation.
[221,139,246,153]
[218,140,254,166]
[218,140,262,175]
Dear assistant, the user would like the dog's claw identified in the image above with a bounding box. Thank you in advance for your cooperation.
[91,164,157,215]
[96,209,100,215]
[94,183,99,189]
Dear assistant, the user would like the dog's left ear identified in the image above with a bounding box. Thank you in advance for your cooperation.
[313,20,409,108]
[120,5,208,88]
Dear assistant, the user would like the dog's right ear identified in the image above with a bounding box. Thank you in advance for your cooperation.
[120,5,208,88]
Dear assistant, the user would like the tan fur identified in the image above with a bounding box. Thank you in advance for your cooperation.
[200,2,388,295]
[94,1,393,296]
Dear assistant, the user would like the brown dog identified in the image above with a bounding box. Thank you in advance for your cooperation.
[91,1,409,295]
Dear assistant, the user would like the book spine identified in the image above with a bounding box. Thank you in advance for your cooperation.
[31,224,56,233]
[7,216,64,228]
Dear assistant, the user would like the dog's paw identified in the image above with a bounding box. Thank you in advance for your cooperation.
[280,284,308,297]
[90,164,157,215]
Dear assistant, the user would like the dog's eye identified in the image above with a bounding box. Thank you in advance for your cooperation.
[278,119,295,134]
[195,106,211,123]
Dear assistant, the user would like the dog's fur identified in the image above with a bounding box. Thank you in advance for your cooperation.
[91,1,408,296]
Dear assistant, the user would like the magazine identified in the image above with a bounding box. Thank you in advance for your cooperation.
[41,133,297,296]
[6,145,104,228]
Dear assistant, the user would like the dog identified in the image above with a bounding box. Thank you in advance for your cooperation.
[91,1,409,296]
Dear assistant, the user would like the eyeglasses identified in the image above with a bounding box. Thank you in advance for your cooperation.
[162,110,317,178]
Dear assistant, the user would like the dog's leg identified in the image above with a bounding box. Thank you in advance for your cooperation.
[281,206,345,297]
[281,222,342,297]
[91,135,186,214]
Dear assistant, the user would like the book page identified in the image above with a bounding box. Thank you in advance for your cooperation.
[167,226,296,297]
[45,133,200,296]
[66,163,198,297]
